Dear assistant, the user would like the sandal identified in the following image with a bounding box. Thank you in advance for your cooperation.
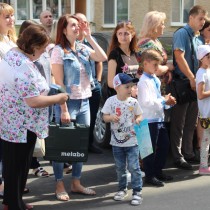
[33,167,49,177]
[55,191,70,201]
[63,165,72,174]
[71,187,96,196]
[23,187,30,194]
[25,203,33,210]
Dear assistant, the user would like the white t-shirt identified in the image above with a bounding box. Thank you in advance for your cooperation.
[101,95,143,147]
[196,68,210,118]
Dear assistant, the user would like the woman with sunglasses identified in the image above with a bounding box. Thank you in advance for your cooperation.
[107,20,139,96]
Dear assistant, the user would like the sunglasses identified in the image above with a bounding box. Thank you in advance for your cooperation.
[117,20,132,25]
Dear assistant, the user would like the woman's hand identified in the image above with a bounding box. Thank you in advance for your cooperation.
[57,93,69,105]
[61,111,71,124]
[79,21,91,37]
[166,62,174,71]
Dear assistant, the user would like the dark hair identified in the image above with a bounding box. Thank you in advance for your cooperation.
[189,5,208,17]
[17,24,49,55]
[56,14,79,52]
[200,17,210,33]
[18,20,38,37]
[107,21,137,56]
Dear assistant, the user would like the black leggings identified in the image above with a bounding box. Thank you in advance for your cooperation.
[2,130,36,210]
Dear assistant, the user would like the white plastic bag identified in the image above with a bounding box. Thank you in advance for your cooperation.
[33,138,45,157]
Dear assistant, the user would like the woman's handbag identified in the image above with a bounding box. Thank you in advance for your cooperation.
[168,78,197,104]
[44,122,89,162]
[33,138,45,158]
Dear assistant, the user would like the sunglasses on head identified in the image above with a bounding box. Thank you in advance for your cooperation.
[117,20,132,25]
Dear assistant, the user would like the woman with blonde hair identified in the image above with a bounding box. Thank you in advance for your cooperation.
[136,11,174,88]
[0,2,17,199]
[0,2,16,59]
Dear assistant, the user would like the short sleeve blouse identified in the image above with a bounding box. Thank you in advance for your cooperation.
[0,49,50,143]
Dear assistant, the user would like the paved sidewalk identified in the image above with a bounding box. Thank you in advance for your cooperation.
[1,149,210,210]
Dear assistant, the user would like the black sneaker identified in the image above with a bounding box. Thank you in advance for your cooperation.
[156,173,173,181]
[174,160,193,170]
[185,156,200,164]
[145,177,164,187]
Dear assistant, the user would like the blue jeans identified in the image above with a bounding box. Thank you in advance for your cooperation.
[143,122,170,179]
[112,145,142,193]
[52,98,90,180]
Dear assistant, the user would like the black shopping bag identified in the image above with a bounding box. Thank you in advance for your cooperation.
[44,123,89,162]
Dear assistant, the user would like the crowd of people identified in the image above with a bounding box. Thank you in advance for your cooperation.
[0,2,210,209]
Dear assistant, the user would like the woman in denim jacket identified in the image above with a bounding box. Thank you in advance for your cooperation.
[51,14,107,201]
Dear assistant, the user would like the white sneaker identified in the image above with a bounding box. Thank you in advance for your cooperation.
[131,191,143,206]
[114,190,128,201]
[141,171,145,178]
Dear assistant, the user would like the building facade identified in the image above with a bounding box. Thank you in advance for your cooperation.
[2,0,210,36]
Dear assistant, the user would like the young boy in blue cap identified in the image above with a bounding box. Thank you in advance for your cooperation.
[101,73,143,206]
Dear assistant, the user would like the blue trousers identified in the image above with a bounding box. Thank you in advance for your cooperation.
[143,122,170,179]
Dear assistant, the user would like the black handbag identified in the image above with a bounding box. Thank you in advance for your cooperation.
[168,78,197,104]
[44,122,89,162]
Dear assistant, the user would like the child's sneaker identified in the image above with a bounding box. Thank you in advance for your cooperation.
[131,191,143,206]
[199,167,210,175]
[114,190,128,201]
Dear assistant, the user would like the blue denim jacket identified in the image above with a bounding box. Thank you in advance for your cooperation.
[58,42,94,94]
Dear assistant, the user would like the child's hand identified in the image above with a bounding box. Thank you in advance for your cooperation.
[135,118,142,125]
[165,93,176,105]
[135,115,142,125]
[111,114,120,123]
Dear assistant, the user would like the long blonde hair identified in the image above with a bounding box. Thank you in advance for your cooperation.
[140,11,166,38]
[0,3,17,42]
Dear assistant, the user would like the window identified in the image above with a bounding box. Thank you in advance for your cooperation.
[171,0,194,26]
[104,0,128,27]
[17,0,30,20]
[14,0,75,24]
[0,0,10,3]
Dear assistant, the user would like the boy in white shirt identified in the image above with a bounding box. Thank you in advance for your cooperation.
[137,49,176,187]
[196,45,210,175]
[101,73,143,206]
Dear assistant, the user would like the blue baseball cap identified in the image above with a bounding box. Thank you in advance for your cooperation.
[113,73,139,89]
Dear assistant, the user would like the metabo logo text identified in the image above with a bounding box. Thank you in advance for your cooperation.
[61,152,85,157]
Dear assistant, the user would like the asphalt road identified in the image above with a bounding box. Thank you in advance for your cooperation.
[4,149,210,210]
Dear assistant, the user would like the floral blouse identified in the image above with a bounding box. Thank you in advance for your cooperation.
[136,38,168,72]
[0,49,50,143]
[136,38,169,94]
